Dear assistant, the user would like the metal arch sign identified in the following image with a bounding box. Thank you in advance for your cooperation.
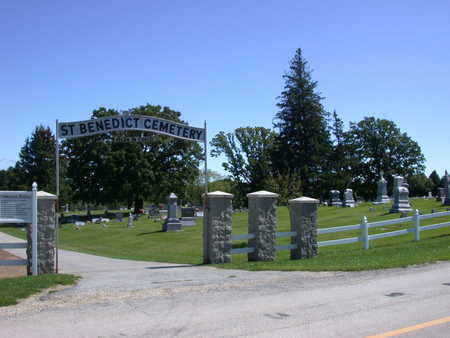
[57,114,205,142]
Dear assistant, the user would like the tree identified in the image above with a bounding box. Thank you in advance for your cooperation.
[211,127,275,206]
[63,104,203,212]
[15,125,56,192]
[408,173,431,196]
[344,117,426,199]
[428,170,440,196]
[272,48,331,197]
[322,110,355,199]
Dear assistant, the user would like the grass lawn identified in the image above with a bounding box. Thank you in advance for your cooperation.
[0,274,79,307]
[0,198,449,271]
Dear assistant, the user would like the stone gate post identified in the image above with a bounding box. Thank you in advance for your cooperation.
[247,190,278,261]
[27,191,57,275]
[289,196,319,259]
[203,191,233,264]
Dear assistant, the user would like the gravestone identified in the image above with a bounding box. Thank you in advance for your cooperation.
[181,207,196,226]
[116,213,123,222]
[343,188,355,207]
[390,177,412,213]
[163,193,182,232]
[127,213,133,228]
[330,190,342,206]
[443,170,450,206]
[437,187,446,202]
[374,171,390,204]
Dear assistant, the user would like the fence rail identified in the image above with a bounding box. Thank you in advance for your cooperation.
[317,210,450,249]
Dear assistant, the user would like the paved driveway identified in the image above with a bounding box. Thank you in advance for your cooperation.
[1,231,449,337]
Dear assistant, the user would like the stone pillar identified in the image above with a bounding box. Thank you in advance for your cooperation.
[247,190,278,262]
[27,191,57,275]
[289,196,319,259]
[163,193,182,232]
[203,191,233,264]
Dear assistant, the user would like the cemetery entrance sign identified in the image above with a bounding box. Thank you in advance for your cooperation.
[0,183,38,275]
[55,114,208,271]
[57,115,206,142]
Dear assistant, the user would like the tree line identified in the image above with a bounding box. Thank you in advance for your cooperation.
[210,49,438,206]
[0,48,443,209]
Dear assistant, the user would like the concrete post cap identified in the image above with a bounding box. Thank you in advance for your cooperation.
[288,196,320,204]
[204,191,234,198]
[37,191,57,200]
[247,190,279,198]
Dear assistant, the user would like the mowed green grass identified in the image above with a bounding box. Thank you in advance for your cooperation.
[0,274,79,307]
[1,198,449,271]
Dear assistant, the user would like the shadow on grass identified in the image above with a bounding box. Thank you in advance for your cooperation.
[136,230,164,236]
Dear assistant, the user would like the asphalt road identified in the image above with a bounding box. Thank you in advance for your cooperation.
[0,232,449,338]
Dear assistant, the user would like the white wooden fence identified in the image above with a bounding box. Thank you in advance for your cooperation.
[318,209,450,249]
[230,231,298,254]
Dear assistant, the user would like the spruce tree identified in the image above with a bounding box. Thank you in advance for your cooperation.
[16,125,56,192]
[272,48,331,197]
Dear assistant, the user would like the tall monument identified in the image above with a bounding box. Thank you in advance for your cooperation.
[374,171,390,204]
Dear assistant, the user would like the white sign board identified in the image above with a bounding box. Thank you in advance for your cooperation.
[0,191,33,223]
[57,114,206,142]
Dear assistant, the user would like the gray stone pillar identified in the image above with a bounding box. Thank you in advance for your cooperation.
[27,191,57,275]
[247,190,278,262]
[289,196,319,259]
[203,191,233,264]
[163,193,182,232]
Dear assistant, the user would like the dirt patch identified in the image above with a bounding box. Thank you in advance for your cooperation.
[0,250,27,279]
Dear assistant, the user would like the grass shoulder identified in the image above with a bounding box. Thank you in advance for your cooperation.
[0,274,80,307]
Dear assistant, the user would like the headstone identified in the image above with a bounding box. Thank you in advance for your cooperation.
[443,170,450,206]
[437,187,446,202]
[330,190,342,206]
[390,177,412,213]
[116,213,123,222]
[343,188,355,207]
[127,213,134,228]
[427,191,433,198]
[163,193,182,232]
[180,207,196,226]
[374,171,390,204]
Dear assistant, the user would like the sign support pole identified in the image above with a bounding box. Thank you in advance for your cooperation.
[55,119,60,273]
[204,120,208,196]
[31,182,38,275]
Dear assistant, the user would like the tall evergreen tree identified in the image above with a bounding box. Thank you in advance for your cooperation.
[15,125,56,192]
[272,48,331,197]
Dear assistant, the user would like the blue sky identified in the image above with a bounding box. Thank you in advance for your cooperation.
[1,1,449,177]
